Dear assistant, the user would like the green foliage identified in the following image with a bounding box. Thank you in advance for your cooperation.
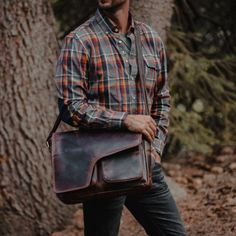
[166,0,236,155]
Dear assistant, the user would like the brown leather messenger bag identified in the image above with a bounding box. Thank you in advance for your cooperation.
[46,24,155,204]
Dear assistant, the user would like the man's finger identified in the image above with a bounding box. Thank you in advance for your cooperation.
[142,130,153,142]
[146,126,155,140]
[149,122,157,135]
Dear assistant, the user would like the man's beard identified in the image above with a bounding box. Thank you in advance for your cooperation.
[98,0,126,12]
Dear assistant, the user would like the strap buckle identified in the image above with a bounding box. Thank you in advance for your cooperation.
[46,139,51,149]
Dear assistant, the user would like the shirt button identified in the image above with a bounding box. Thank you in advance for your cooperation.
[114,27,119,33]
[125,59,129,63]
[118,40,122,44]
[132,95,136,100]
[122,51,126,54]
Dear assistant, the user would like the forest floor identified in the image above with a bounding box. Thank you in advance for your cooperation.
[51,146,236,236]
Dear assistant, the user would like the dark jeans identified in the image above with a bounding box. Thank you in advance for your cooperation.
[83,162,187,236]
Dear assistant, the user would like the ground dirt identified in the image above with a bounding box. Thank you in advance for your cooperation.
[51,146,236,236]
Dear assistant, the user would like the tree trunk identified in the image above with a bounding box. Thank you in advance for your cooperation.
[131,0,174,41]
[0,1,77,235]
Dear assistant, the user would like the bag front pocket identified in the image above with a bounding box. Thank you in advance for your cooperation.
[101,146,143,183]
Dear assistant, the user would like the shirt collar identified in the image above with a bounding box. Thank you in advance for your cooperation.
[95,8,135,34]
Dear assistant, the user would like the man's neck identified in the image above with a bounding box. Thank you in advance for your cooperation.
[101,2,130,34]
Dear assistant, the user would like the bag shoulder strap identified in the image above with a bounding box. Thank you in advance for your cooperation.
[46,106,64,147]
[134,22,149,115]
[46,23,149,147]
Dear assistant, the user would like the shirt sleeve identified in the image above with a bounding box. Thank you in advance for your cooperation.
[55,34,128,129]
[151,37,171,156]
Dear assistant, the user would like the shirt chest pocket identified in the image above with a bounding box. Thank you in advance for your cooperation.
[143,55,161,95]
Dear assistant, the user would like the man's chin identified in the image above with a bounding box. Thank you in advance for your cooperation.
[98,0,123,12]
[98,5,112,10]
[98,1,112,9]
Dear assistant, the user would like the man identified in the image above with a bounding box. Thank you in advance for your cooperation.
[55,0,187,235]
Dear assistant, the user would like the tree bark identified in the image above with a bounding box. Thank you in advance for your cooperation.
[131,0,174,41]
[0,1,77,235]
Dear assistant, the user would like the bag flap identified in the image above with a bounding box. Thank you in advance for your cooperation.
[51,129,142,193]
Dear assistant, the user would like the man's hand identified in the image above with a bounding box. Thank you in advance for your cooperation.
[123,114,161,164]
[123,114,157,142]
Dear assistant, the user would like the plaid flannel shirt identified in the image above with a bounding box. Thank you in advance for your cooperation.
[55,9,171,156]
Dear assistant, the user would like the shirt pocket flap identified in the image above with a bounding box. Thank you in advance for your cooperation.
[143,55,161,72]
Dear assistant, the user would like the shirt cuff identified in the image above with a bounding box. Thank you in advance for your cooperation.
[110,111,129,129]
